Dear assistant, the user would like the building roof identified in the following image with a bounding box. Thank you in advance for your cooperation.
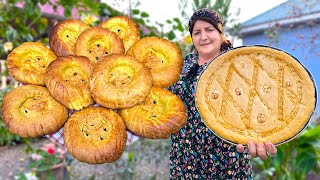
[240,0,320,35]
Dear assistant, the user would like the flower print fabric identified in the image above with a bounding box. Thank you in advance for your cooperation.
[169,53,252,179]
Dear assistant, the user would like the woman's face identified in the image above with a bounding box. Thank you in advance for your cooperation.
[192,20,222,58]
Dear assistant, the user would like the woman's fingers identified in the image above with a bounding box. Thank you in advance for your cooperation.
[247,141,277,160]
[247,141,258,158]
[236,144,245,153]
[256,142,268,160]
[265,142,277,156]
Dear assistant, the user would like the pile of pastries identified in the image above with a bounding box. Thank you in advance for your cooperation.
[2,16,187,164]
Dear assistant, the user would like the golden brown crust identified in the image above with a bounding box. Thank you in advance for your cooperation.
[196,46,316,145]
[2,85,68,138]
[119,87,187,139]
[45,55,94,110]
[64,107,127,164]
[90,54,152,109]
[7,42,57,86]
[130,36,183,87]
[99,16,140,52]
[74,27,125,65]
[49,19,90,56]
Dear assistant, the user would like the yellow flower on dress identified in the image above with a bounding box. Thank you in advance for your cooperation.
[81,14,99,26]
[3,42,13,53]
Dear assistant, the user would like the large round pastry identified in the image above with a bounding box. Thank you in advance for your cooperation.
[45,55,94,110]
[99,16,140,52]
[7,42,57,86]
[49,19,90,56]
[74,27,125,65]
[196,45,317,145]
[64,107,127,164]
[2,85,68,138]
[90,54,152,109]
[119,87,187,139]
[129,36,183,88]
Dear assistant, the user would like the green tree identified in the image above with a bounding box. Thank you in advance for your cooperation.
[0,0,101,59]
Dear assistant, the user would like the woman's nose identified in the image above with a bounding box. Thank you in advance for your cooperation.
[200,31,208,40]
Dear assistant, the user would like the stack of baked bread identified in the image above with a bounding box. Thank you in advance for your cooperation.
[2,16,187,164]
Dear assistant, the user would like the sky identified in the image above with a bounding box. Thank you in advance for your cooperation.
[106,0,287,23]
[105,0,288,45]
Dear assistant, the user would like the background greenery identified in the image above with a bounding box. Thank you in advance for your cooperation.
[0,0,319,179]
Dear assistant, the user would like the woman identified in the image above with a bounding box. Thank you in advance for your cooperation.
[169,8,277,179]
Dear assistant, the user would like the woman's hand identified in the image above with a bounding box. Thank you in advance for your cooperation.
[236,141,277,160]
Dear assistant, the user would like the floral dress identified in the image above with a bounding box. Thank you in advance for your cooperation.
[169,53,252,180]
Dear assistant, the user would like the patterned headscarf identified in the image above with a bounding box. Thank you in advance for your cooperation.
[188,8,232,51]
[188,8,224,35]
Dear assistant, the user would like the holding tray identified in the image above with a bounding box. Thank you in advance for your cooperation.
[195,45,317,146]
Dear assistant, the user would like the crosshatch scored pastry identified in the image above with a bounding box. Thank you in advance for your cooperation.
[75,27,125,65]
[63,107,127,164]
[128,36,183,88]
[49,19,90,56]
[7,42,57,86]
[45,55,94,110]
[90,54,153,109]
[196,45,317,145]
[99,16,140,52]
[2,85,68,138]
[119,87,188,139]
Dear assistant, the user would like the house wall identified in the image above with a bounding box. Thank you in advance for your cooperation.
[241,23,320,112]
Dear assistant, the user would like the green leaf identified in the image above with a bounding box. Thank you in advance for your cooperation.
[177,23,184,32]
[294,147,318,176]
[64,8,72,18]
[128,151,135,162]
[166,20,172,24]
[167,31,176,40]
[37,164,51,172]
[132,9,140,15]
[148,31,158,37]
[173,18,181,24]
[300,126,320,138]
[141,12,149,18]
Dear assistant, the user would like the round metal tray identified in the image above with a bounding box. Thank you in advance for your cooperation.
[195,45,318,146]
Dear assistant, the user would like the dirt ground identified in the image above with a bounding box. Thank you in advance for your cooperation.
[1,137,319,180]
[0,138,170,180]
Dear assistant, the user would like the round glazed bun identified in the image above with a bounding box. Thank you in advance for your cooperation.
[99,16,140,52]
[119,87,187,139]
[75,27,125,65]
[2,85,68,138]
[7,42,57,86]
[49,19,90,56]
[45,55,94,110]
[64,107,127,164]
[90,54,152,109]
[129,36,183,87]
